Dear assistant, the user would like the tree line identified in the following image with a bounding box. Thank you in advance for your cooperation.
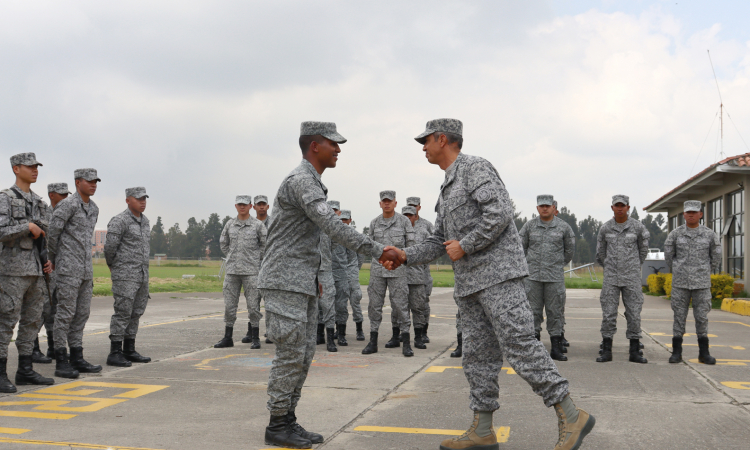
[149,214,232,259]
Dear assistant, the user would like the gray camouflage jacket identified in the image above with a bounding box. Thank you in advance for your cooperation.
[664,225,721,290]
[369,213,415,278]
[519,216,575,282]
[407,217,433,284]
[596,217,649,286]
[331,240,348,281]
[404,153,529,297]
[48,192,99,281]
[220,216,266,276]
[319,232,333,275]
[0,185,49,277]
[104,209,150,281]
[258,159,385,297]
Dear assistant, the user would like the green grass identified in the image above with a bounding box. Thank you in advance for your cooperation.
[93,276,223,297]
[564,278,603,289]
[358,268,456,287]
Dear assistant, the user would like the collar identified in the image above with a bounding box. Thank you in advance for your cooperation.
[300,159,322,181]
[537,217,557,228]
[128,210,142,223]
[11,184,34,202]
[442,153,465,189]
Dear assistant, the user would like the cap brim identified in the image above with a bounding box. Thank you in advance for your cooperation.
[537,202,553,206]
[414,129,435,144]
[322,132,347,144]
[381,197,395,201]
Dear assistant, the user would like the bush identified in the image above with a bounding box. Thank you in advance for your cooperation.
[664,274,673,297]
[711,273,735,302]
[647,274,666,295]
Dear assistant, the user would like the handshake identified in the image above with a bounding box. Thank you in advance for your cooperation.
[376,240,466,271]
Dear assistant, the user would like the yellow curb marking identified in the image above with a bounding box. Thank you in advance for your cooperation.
[721,381,750,390]
[0,427,30,435]
[194,354,244,371]
[649,333,717,338]
[688,359,750,366]
[0,436,167,449]
[666,344,745,350]
[354,425,510,442]
[426,366,516,375]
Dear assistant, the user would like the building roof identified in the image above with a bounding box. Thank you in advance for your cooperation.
[644,152,750,212]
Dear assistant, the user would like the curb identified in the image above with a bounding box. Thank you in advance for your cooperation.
[721,298,750,316]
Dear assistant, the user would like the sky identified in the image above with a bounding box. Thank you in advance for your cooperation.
[2,0,750,230]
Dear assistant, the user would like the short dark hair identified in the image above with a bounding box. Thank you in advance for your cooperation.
[432,131,463,149]
[299,135,324,154]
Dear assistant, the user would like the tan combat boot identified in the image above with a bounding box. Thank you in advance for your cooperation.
[554,402,596,450]
[439,413,499,450]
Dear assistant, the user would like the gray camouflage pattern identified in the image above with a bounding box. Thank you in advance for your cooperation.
[367,276,410,333]
[105,210,150,281]
[683,200,702,212]
[327,200,340,210]
[368,213,414,278]
[599,283,643,339]
[407,284,427,327]
[346,246,364,323]
[10,152,42,167]
[0,185,49,277]
[402,206,416,216]
[519,216,575,282]
[415,118,463,143]
[125,187,148,198]
[47,183,71,194]
[53,276,93,348]
[110,279,149,340]
[0,275,45,358]
[235,195,251,205]
[318,271,335,328]
[223,274,262,327]
[48,192,99,281]
[299,121,346,143]
[524,280,565,336]
[73,168,100,181]
[664,225,720,289]
[220,217,267,275]
[331,240,348,282]
[379,190,396,201]
[596,217,650,286]
[339,209,351,220]
[536,194,554,206]
[254,195,268,204]
[404,153,529,297]
[406,197,421,206]
[670,287,712,338]
[611,194,629,205]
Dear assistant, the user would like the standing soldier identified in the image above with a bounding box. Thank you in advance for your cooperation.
[254,195,270,227]
[104,187,152,367]
[401,206,428,349]
[363,191,416,357]
[317,223,338,353]
[518,195,575,361]
[257,121,400,448]
[595,195,650,364]
[386,119,594,450]
[342,210,366,341]
[664,200,721,364]
[407,196,434,342]
[0,153,55,393]
[553,200,570,349]
[214,196,267,349]
[48,168,103,379]
[329,201,352,345]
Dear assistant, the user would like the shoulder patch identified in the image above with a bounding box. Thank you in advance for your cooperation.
[476,187,492,202]
[316,202,330,215]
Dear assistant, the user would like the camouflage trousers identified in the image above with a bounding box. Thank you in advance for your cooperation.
[262,289,318,416]
[424,279,433,324]
[367,275,410,333]
[334,278,363,325]
[524,279,566,337]
[38,276,56,335]
[455,290,462,334]
[53,276,93,349]
[345,279,364,324]
[317,273,335,328]
[223,274,261,327]
[670,287,712,338]
[110,279,150,341]
[392,284,428,328]
[599,282,643,340]
[0,275,45,359]
[459,278,570,411]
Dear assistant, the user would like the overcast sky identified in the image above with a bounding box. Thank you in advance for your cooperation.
[2,0,750,230]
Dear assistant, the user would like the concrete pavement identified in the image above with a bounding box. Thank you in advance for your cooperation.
[1,288,749,449]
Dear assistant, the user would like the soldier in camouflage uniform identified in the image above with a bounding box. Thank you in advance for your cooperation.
[329,200,353,346]
[406,196,434,343]
[48,168,104,378]
[664,200,721,364]
[552,200,571,349]
[254,195,270,227]
[317,220,338,353]
[104,187,153,367]
[595,195,650,364]
[518,195,575,361]
[257,121,401,449]
[401,205,429,349]
[340,210,366,340]
[0,153,55,393]
[364,191,416,357]
[386,119,594,450]
[214,195,267,350]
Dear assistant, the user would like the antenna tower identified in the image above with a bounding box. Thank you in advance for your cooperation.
[708,50,724,160]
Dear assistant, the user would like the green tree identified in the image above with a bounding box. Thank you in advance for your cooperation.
[150,216,168,256]
[185,218,206,259]
[557,206,579,237]
[630,206,640,220]
[204,213,223,259]
[641,214,668,250]
[166,223,186,258]
[512,200,527,231]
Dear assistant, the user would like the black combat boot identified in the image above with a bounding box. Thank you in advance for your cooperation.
[333,326,338,340]
[698,336,716,365]
[355,321,365,341]
[596,337,612,362]
[214,326,234,348]
[0,358,17,393]
[384,327,400,348]
[316,324,325,345]
[123,338,151,363]
[46,333,55,359]
[107,341,132,367]
[337,324,348,346]
[326,328,337,352]
[450,333,463,358]
[264,414,312,449]
[241,322,253,344]
[562,332,570,347]
[401,332,414,357]
[250,327,261,349]
[423,323,430,343]
[628,339,648,364]
[550,336,568,361]
[535,332,541,341]
[287,410,324,444]
[32,337,52,364]
[362,332,378,354]
[54,348,79,379]
[69,347,102,373]
[413,328,426,350]
[15,354,54,386]
[669,337,683,363]
[265,331,272,344]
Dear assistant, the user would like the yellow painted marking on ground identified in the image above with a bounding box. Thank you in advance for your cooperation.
[666,344,745,350]
[688,359,750,366]
[353,426,510,442]
[712,320,750,328]
[0,427,30,435]
[0,436,167,449]
[501,367,517,375]
[85,311,243,336]
[17,394,127,412]
[0,408,76,420]
[649,332,717,338]
[36,381,169,399]
[721,381,750,390]
[194,354,244,371]
[426,366,515,375]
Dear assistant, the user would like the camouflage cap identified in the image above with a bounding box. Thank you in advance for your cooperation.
[684,200,702,212]
[415,118,463,144]
[406,196,421,206]
[126,187,149,199]
[235,195,252,205]
[254,195,268,204]
[47,182,71,194]
[537,195,554,206]
[340,209,352,220]
[74,168,101,182]
[380,190,396,201]
[402,206,417,215]
[612,194,629,206]
[10,152,42,167]
[327,200,340,210]
[300,121,347,144]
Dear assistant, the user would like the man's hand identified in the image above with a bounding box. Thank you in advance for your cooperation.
[444,240,466,261]
[319,282,323,298]
[28,222,45,239]
[380,246,406,270]
[43,261,53,274]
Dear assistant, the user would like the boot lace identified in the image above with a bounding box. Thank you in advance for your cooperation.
[555,406,566,447]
